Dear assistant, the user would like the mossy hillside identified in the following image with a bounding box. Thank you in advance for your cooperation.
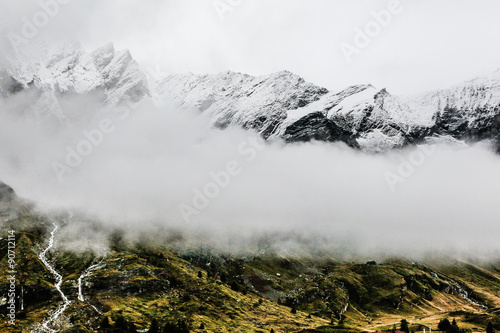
[1,213,500,332]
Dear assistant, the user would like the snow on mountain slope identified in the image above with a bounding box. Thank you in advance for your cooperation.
[274,84,373,136]
[327,85,377,118]
[0,42,149,119]
[357,129,404,153]
[155,70,328,137]
[276,84,400,143]
[403,69,500,127]
[1,41,500,151]
[274,69,500,150]
[270,84,377,145]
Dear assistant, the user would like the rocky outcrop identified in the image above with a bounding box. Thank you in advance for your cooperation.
[0,42,149,119]
[156,70,328,138]
[3,42,500,151]
[283,112,359,147]
[0,181,15,202]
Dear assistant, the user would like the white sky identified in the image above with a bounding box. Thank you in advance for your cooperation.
[5,0,500,94]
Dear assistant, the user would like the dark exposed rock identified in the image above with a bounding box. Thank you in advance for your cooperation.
[0,182,15,202]
[283,112,359,148]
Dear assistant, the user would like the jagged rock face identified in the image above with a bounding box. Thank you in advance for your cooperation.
[275,72,500,150]
[283,112,359,148]
[2,42,500,151]
[276,85,411,149]
[0,182,15,202]
[156,70,329,138]
[0,42,149,119]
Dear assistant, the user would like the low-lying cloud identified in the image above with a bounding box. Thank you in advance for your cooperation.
[1,93,500,260]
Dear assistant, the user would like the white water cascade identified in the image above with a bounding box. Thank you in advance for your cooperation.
[38,221,71,332]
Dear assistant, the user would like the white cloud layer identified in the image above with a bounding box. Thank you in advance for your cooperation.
[1,94,500,259]
[1,1,500,260]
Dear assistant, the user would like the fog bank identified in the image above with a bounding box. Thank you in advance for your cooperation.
[1,94,500,259]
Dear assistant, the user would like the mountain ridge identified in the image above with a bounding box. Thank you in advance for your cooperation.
[2,42,500,152]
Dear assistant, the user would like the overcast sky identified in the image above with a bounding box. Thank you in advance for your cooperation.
[3,0,500,94]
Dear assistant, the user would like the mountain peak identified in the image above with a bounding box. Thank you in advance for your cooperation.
[2,42,500,151]
[0,42,149,116]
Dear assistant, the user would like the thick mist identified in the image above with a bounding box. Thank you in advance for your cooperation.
[1,92,500,260]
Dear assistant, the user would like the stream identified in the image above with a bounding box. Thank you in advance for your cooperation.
[38,221,71,332]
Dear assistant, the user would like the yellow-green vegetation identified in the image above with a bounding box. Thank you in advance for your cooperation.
[0,209,500,332]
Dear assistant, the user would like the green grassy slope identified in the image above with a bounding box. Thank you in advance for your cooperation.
[1,209,500,332]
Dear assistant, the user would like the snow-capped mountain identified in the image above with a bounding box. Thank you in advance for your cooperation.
[275,71,500,151]
[156,70,328,138]
[0,42,149,119]
[2,43,500,151]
